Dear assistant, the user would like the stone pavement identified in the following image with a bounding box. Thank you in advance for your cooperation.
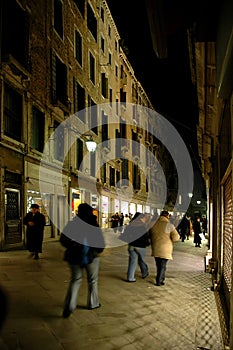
[0,233,224,350]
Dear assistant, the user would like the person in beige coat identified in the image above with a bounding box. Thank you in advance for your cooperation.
[150,210,180,286]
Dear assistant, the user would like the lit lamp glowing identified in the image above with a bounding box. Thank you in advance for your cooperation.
[196,200,201,205]
[85,137,97,152]
[188,193,193,198]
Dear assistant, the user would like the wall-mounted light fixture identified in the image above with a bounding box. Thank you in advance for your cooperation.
[85,135,97,152]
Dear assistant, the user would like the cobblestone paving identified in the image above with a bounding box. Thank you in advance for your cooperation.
[0,236,224,350]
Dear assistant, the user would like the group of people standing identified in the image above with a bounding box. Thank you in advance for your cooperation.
[110,212,132,233]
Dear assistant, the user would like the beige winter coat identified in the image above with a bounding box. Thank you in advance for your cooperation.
[150,216,180,260]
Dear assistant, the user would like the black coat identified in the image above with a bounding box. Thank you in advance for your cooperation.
[60,216,105,265]
[23,212,46,252]
[120,218,150,248]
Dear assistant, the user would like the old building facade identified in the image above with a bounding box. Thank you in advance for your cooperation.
[0,0,183,249]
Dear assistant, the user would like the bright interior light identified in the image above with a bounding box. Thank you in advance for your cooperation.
[86,140,97,152]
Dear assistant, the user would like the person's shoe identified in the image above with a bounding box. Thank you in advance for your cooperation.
[34,254,39,260]
[62,309,71,318]
[142,273,149,279]
[155,283,161,286]
[88,304,101,310]
[127,279,136,282]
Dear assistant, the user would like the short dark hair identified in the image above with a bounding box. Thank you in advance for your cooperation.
[160,210,169,217]
[31,204,39,209]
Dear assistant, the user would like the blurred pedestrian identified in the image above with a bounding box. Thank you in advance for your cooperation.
[150,210,180,286]
[193,216,202,247]
[111,212,120,233]
[177,214,190,242]
[60,203,105,318]
[23,204,46,260]
[121,212,150,282]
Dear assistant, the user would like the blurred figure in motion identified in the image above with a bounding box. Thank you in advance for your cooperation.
[60,203,105,318]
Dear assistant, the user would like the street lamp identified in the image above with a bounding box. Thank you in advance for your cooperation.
[85,136,97,152]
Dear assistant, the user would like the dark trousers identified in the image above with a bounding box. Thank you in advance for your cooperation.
[155,257,168,285]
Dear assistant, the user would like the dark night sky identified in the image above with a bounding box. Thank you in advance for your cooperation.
[107,0,199,158]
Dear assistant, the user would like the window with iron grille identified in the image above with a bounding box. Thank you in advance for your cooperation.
[54,120,64,162]
[89,52,95,84]
[4,83,22,142]
[54,0,63,38]
[75,30,82,65]
[74,0,85,17]
[87,3,97,41]
[76,138,83,170]
[32,106,45,153]
[51,52,68,106]
[73,78,85,121]
[2,0,29,69]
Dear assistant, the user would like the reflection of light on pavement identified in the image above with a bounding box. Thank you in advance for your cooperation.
[102,229,126,248]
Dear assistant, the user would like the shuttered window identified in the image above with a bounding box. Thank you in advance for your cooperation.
[4,83,22,142]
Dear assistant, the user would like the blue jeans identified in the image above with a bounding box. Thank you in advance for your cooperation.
[127,245,148,281]
[64,257,100,312]
[155,257,168,285]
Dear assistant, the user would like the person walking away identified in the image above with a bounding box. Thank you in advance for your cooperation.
[121,212,150,282]
[124,214,130,226]
[193,216,202,247]
[149,210,180,286]
[177,214,190,242]
[111,212,120,233]
[60,203,105,318]
[23,204,46,260]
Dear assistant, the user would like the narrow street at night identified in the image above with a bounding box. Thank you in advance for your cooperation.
[0,235,223,350]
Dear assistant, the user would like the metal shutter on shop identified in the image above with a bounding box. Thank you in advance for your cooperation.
[222,170,232,317]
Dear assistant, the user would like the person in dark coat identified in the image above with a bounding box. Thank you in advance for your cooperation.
[193,216,202,247]
[23,204,46,259]
[177,214,190,242]
[121,212,150,282]
[60,203,105,318]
